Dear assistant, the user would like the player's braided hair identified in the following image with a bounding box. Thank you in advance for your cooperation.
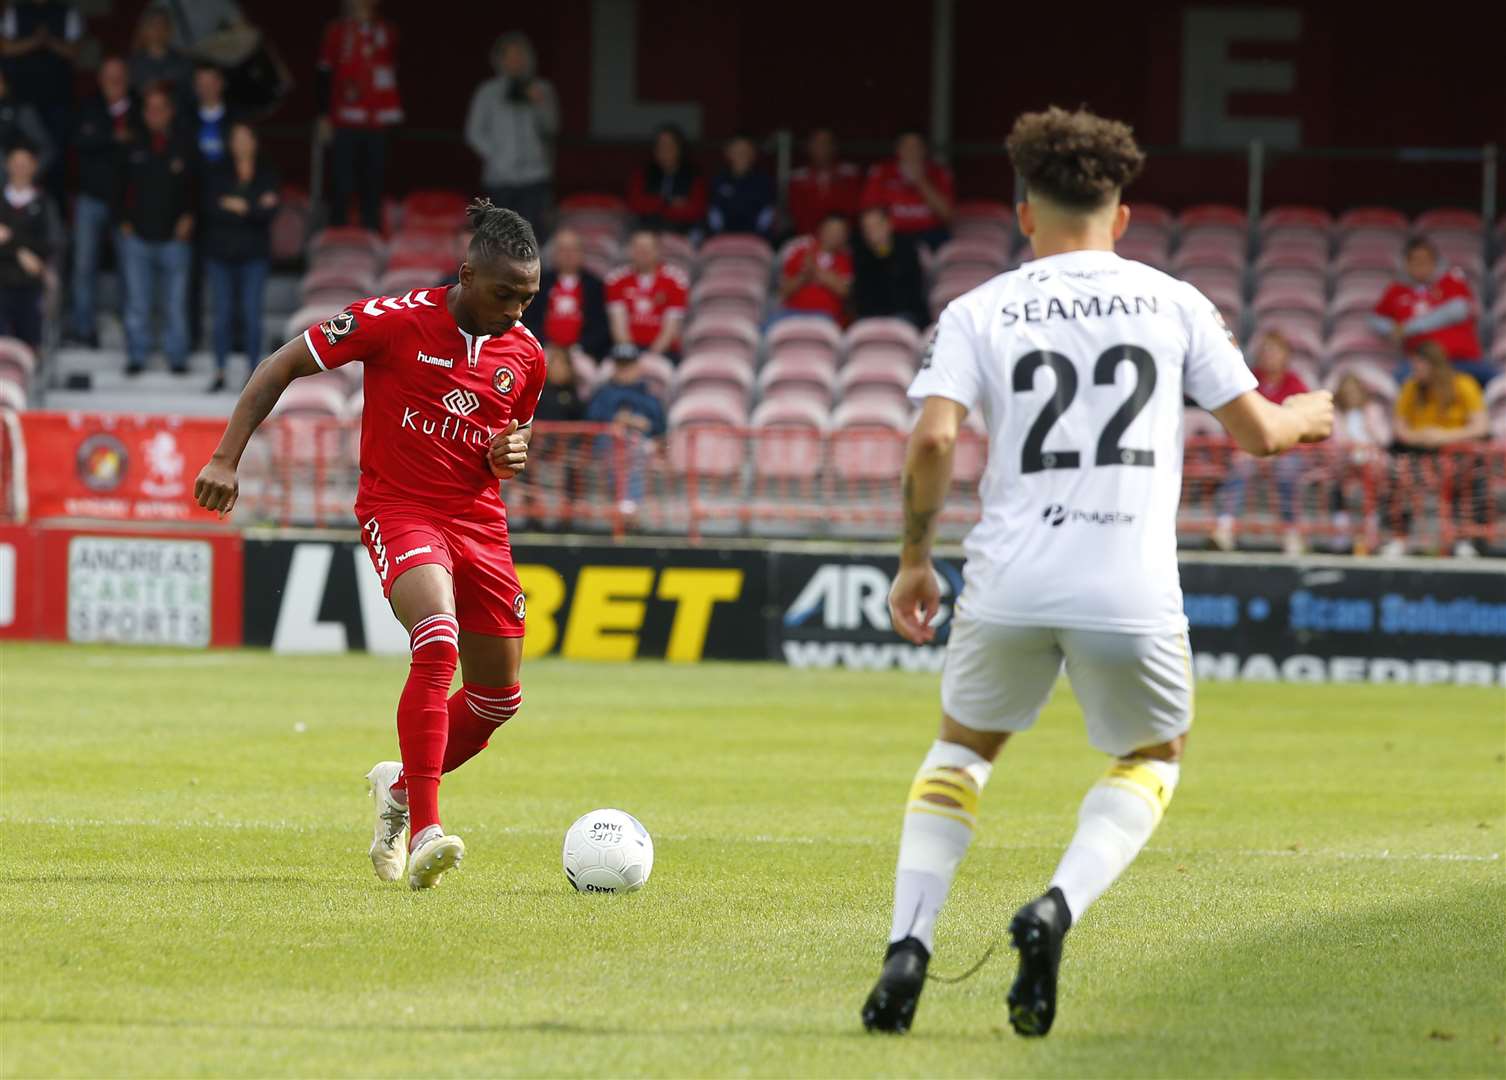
[1006,107,1145,211]
[465,197,539,265]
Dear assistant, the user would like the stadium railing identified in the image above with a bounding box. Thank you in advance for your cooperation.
[219,419,1506,551]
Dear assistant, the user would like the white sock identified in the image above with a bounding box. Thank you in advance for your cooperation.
[1049,758,1180,924]
[888,740,993,952]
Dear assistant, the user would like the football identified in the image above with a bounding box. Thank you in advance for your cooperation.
[562,808,654,893]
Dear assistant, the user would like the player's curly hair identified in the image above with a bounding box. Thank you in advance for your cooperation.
[465,197,539,266]
[1005,107,1145,211]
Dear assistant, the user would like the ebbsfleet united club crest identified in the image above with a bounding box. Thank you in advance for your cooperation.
[319,311,356,346]
[494,366,515,394]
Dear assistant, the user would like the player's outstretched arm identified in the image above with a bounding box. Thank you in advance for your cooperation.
[193,336,323,516]
[890,396,967,645]
[1212,389,1334,458]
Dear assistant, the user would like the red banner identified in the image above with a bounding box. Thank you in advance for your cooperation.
[19,412,225,523]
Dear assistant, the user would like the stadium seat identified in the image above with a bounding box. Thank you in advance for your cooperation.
[836,351,915,405]
[402,190,468,232]
[1253,286,1326,338]
[675,352,755,401]
[683,313,759,362]
[1123,203,1175,244]
[698,234,774,277]
[309,226,384,261]
[766,315,842,360]
[1178,205,1248,248]
[830,398,910,481]
[0,337,36,388]
[1336,208,1408,252]
[749,397,827,482]
[283,299,353,342]
[1324,360,1399,403]
[1117,234,1170,269]
[929,269,994,319]
[751,395,829,430]
[1181,266,1243,298]
[842,318,920,365]
[378,267,448,296]
[300,264,377,302]
[758,348,837,401]
[933,239,1009,278]
[270,374,348,419]
[1325,326,1397,375]
[689,277,766,324]
[1260,206,1332,247]
[952,200,1014,245]
[667,391,748,478]
[1414,207,1483,242]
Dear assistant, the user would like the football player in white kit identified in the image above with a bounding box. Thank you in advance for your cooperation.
[861,108,1334,1037]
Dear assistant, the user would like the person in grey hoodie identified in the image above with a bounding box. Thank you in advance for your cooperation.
[464,32,558,239]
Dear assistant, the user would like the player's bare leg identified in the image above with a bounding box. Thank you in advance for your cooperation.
[863,716,1009,1034]
[386,564,466,890]
[1008,733,1185,1037]
[440,632,525,775]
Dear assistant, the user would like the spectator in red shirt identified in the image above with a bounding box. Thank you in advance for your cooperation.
[316,0,403,232]
[626,125,706,236]
[1212,330,1313,555]
[787,127,860,237]
[523,228,610,359]
[605,230,689,361]
[1372,237,1491,386]
[776,214,852,323]
[860,130,954,250]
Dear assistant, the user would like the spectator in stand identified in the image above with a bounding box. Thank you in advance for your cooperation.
[787,127,860,237]
[534,343,585,422]
[1381,341,1488,558]
[586,349,666,515]
[706,134,775,239]
[523,227,609,359]
[464,31,558,238]
[0,69,51,176]
[1211,330,1311,555]
[1326,372,1391,553]
[860,130,954,250]
[0,143,58,346]
[127,6,191,103]
[605,230,689,362]
[188,63,235,168]
[203,121,277,392]
[851,206,926,327]
[1372,237,1491,387]
[317,0,402,232]
[68,56,134,346]
[626,124,706,236]
[0,0,81,196]
[118,84,195,376]
[776,213,851,323]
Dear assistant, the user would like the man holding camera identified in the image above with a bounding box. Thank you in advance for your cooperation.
[464,32,559,240]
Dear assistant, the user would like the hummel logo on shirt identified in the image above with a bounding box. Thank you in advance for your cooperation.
[418,351,454,368]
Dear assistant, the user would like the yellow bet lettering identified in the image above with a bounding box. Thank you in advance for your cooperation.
[562,567,654,661]
[656,569,744,663]
[516,565,565,659]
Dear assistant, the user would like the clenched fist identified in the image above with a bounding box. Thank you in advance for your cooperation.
[488,419,529,479]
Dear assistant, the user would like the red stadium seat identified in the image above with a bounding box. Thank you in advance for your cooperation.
[271,374,348,419]
[300,264,376,302]
[1178,205,1248,249]
[309,226,384,260]
[689,277,766,324]
[1260,205,1333,241]
[766,315,842,360]
[758,349,836,400]
[1124,203,1175,242]
[933,238,1009,278]
[1181,266,1243,299]
[682,313,759,362]
[1172,241,1244,276]
[842,318,920,365]
[837,351,915,404]
[675,352,754,401]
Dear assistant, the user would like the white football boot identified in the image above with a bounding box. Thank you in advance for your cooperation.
[407,825,466,891]
[365,761,409,882]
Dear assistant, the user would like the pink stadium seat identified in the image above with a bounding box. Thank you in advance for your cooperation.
[283,299,353,342]
[1260,205,1332,241]
[929,269,994,318]
[1256,245,1327,275]
[1260,232,1330,266]
[1325,327,1397,374]
[843,318,920,364]
[309,226,384,261]
[1333,247,1397,277]
[675,352,754,400]
[378,267,447,297]
[830,400,909,481]
[1172,242,1244,276]
[1414,207,1482,237]
[758,349,836,400]
[1178,204,1247,246]
[271,374,348,419]
[690,277,765,324]
[1336,208,1408,253]
[1181,266,1243,298]
[1329,282,1381,320]
[668,388,748,427]
[655,231,696,264]
[300,264,376,302]
[752,395,829,430]
[682,313,759,362]
[1196,283,1244,327]
[1124,203,1174,242]
[1253,285,1326,328]
[766,315,842,359]
[698,234,774,273]
[952,201,1014,245]
[1116,235,1170,268]
[933,239,1009,277]
[667,391,748,477]
[0,337,36,387]
[837,352,914,404]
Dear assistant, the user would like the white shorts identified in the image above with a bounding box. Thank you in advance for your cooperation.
[940,617,1194,757]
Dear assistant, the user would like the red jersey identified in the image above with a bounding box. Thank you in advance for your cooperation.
[1255,368,1308,405]
[860,160,954,235]
[604,264,689,349]
[781,237,852,322]
[318,17,403,129]
[1373,268,1481,360]
[303,288,546,523]
[787,163,862,236]
[543,273,586,347]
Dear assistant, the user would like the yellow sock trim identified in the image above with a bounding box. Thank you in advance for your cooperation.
[907,768,982,827]
[1101,759,1173,824]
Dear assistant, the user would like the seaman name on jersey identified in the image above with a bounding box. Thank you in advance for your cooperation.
[1001,294,1159,325]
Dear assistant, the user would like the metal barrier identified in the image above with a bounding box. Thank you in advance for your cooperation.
[234,418,1506,552]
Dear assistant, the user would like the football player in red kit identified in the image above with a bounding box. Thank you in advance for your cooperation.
[194,200,545,890]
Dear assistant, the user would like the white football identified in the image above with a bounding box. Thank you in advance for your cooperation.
[562,808,654,893]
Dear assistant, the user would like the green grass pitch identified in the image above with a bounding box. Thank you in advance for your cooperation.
[1,642,1502,1078]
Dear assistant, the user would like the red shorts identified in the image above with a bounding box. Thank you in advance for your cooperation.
[358,504,525,637]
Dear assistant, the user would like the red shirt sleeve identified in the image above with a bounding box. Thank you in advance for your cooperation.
[1438,269,1475,305]
[626,169,660,218]
[1374,283,1404,320]
[304,300,390,370]
[1285,371,1309,396]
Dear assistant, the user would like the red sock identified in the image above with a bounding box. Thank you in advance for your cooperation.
[442,683,522,774]
[395,613,459,840]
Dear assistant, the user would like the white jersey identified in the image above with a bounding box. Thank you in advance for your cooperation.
[909,249,1257,634]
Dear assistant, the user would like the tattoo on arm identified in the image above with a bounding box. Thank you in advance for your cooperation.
[902,474,937,548]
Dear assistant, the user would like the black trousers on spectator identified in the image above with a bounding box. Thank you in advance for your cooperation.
[1383,444,1487,538]
[487,180,552,242]
[329,128,386,232]
[0,284,43,347]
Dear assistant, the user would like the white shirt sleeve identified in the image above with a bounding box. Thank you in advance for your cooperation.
[908,302,985,410]
[1180,283,1257,411]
